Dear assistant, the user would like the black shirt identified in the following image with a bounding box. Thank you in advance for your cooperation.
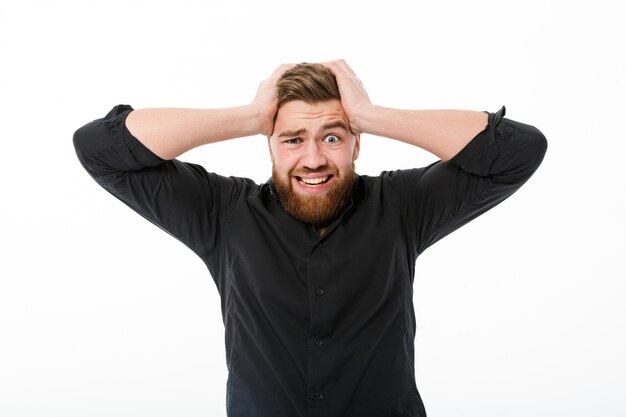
[73,105,547,417]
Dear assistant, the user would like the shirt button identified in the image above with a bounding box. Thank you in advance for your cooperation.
[315,392,324,400]
[315,339,323,347]
[315,288,324,296]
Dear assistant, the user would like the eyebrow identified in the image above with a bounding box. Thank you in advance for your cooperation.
[278,128,306,138]
[277,120,349,138]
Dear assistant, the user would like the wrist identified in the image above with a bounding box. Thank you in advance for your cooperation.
[248,103,276,137]
[350,103,379,135]
[241,104,267,137]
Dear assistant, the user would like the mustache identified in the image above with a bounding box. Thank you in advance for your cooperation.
[289,165,338,176]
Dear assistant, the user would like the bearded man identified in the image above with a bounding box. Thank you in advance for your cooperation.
[73,60,547,417]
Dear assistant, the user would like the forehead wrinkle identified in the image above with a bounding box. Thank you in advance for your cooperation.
[274,101,348,138]
[292,112,343,119]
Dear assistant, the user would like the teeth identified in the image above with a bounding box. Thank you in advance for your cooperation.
[299,176,329,186]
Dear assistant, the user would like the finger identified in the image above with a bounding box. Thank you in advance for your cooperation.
[321,60,343,75]
[322,59,356,77]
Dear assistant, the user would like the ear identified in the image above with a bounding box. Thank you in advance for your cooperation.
[353,134,361,161]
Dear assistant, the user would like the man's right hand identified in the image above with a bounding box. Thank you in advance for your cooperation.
[251,63,295,137]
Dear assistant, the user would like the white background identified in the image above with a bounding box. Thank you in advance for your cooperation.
[1,0,624,416]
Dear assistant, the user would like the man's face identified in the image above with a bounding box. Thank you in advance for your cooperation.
[268,99,360,227]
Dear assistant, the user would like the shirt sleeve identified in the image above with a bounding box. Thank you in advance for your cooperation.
[72,104,245,263]
[385,106,548,257]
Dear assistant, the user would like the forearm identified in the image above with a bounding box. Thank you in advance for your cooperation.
[125,105,265,160]
[356,105,488,161]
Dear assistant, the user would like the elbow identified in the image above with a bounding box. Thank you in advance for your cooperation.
[73,122,92,153]
[525,124,548,172]
[72,116,118,176]
[505,118,548,169]
[492,119,548,184]
[73,104,136,167]
[72,121,99,172]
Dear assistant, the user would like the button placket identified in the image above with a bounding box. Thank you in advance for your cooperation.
[307,236,332,415]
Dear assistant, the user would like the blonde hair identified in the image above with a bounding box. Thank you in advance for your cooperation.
[277,63,340,108]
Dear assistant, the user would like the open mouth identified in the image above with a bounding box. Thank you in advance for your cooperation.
[296,175,333,187]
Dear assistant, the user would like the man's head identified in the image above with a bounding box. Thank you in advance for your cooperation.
[268,63,360,229]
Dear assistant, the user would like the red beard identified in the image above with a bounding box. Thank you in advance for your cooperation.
[272,164,357,228]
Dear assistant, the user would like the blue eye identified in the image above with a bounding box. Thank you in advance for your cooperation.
[285,138,302,144]
[324,135,340,144]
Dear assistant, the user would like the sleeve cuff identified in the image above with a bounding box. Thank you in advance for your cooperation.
[103,104,165,169]
[448,105,506,177]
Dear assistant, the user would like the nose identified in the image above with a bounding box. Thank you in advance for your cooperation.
[301,140,327,170]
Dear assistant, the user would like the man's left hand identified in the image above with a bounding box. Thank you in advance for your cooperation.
[322,59,372,135]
